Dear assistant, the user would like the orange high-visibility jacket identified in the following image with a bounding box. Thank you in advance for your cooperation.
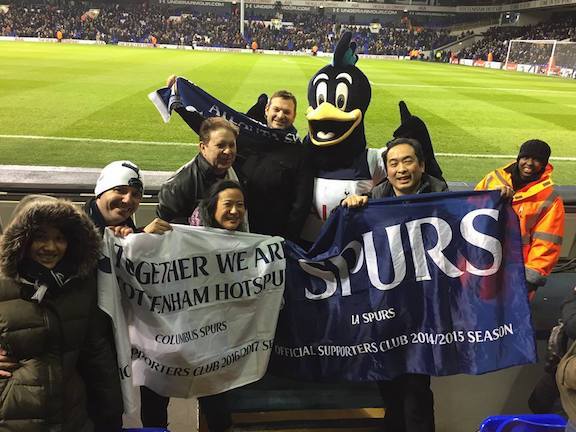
[476,162,565,287]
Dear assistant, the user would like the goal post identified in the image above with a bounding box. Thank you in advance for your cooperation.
[505,39,576,77]
[553,41,576,77]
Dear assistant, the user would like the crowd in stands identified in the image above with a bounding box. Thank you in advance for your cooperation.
[0,2,455,54]
[459,14,576,63]
[0,3,246,46]
[345,26,455,55]
[243,16,335,52]
[2,2,575,63]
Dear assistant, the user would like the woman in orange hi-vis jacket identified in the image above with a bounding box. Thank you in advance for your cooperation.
[475,139,565,299]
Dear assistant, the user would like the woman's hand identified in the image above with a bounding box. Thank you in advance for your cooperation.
[0,349,21,378]
[143,218,173,234]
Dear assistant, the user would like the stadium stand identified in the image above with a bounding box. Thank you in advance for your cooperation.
[0,3,457,54]
[4,2,576,64]
[458,13,576,62]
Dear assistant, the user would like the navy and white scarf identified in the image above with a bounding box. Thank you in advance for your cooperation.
[148,77,300,146]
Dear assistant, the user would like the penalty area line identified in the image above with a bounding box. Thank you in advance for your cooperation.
[369,82,575,94]
[0,134,197,147]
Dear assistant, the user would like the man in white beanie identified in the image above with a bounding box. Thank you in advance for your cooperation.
[86,160,171,236]
[84,160,171,429]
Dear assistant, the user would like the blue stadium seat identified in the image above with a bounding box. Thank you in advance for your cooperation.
[478,414,566,432]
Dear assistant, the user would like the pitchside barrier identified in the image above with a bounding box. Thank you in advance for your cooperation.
[1,167,576,430]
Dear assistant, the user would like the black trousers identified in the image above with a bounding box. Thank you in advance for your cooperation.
[378,374,435,432]
[140,386,232,432]
[528,372,561,414]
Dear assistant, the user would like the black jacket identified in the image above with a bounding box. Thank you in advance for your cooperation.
[234,136,313,241]
[370,173,448,199]
[173,106,313,240]
[156,152,228,224]
[561,292,576,341]
[83,198,131,431]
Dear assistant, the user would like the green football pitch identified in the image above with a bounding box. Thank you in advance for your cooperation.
[1,41,575,184]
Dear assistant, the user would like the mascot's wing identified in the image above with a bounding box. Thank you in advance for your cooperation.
[245,93,268,124]
[393,101,445,181]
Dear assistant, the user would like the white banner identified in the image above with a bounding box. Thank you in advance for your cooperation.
[98,226,285,413]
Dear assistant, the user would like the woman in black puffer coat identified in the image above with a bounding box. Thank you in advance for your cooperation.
[0,195,122,432]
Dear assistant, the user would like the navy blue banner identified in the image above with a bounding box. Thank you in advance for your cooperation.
[270,190,537,381]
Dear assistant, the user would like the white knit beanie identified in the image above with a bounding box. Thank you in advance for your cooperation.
[94,161,144,197]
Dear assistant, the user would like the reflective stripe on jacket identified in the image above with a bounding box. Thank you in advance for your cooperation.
[475,162,565,286]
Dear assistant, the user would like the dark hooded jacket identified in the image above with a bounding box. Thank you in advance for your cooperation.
[0,196,121,432]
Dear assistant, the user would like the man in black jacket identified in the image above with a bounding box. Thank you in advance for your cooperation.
[156,116,241,226]
[236,90,313,241]
[86,160,172,430]
[91,159,234,431]
[342,138,447,432]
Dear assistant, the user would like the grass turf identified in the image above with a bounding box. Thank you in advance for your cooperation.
[1,41,576,184]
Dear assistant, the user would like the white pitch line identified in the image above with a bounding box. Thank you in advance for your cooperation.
[1,134,575,161]
[369,82,575,94]
[0,134,197,147]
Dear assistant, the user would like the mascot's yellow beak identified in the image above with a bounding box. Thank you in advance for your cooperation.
[306,102,362,147]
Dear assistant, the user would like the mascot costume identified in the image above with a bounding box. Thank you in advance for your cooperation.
[298,31,443,242]
[300,31,384,241]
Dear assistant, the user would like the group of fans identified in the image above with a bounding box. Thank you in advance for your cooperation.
[0,56,571,431]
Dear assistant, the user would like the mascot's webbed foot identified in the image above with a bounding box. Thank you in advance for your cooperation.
[393,101,444,182]
[246,93,268,124]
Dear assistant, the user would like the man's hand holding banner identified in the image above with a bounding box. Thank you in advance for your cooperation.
[271,190,537,381]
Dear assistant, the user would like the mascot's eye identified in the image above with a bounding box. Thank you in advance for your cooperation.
[335,82,348,110]
[316,82,327,106]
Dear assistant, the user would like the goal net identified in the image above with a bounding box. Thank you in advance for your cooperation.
[505,39,576,77]
[553,41,576,76]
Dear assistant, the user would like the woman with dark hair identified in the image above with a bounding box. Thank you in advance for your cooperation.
[190,179,248,232]
[0,195,122,432]
[187,180,247,432]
